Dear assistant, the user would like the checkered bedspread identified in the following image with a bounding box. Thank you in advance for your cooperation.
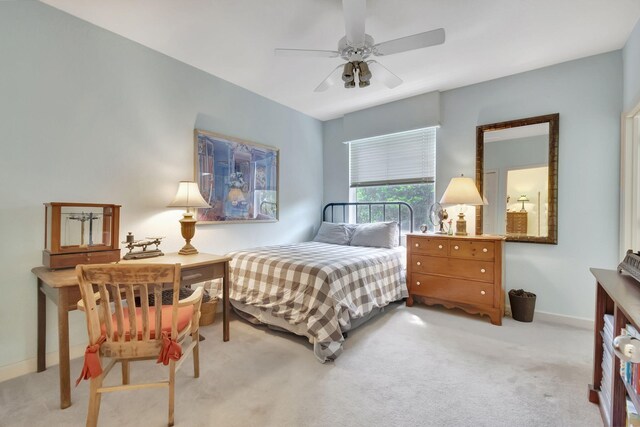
[228,241,407,362]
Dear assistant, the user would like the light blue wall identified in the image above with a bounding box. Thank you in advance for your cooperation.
[484,135,549,171]
[0,2,323,369]
[624,19,640,111]
[324,51,622,320]
[343,91,440,141]
[322,119,348,206]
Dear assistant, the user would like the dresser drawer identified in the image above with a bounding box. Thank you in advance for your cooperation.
[43,249,121,269]
[180,263,224,286]
[408,236,449,257]
[448,241,495,260]
[411,255,494,283]
[410,273,494,306]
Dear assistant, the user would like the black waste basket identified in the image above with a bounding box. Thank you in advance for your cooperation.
[508,289,536,322]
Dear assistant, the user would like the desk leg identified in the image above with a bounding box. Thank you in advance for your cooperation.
[37,279,46,373]
[58,288,71,409]
[223,261,229,342]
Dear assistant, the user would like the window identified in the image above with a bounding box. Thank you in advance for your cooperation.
[349,127,437,232]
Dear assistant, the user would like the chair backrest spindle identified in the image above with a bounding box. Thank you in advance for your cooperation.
[139,283,150,341]
[76,264,182,349]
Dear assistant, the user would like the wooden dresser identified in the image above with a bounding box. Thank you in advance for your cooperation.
[406,233,505,325]
[506,211,528,235]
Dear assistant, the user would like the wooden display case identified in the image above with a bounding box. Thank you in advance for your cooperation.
[43,202,121,269]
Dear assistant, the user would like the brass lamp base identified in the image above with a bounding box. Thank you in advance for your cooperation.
[455,212,468,236]
[179,243,198,255]
[178,211,199,255]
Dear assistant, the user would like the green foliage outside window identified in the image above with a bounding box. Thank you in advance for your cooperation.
[354,183,435,232]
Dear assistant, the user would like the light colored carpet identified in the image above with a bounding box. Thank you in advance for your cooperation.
[0,303,601,427]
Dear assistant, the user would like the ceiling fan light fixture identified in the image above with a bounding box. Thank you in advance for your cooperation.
[342,62,354,82]
[276,2,443,92]
[358,61,371,81]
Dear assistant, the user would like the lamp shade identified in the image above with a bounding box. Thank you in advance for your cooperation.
[517,195,529,202]
[167,181,210,208]
[440,175,484,206]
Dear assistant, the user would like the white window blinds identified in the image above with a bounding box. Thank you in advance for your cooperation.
[349,127,437,188]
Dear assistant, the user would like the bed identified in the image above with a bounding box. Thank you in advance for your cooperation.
[228,202,413,362]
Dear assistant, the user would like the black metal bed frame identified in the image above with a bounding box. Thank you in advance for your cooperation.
[322,202,414,246]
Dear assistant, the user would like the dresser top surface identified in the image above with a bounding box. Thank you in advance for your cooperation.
[407,233,506,242]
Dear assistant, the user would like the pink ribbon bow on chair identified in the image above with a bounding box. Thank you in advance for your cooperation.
[75,336,106,386]
[157,332,182,365]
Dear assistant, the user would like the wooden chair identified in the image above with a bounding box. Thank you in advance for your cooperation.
[76,263,203,427]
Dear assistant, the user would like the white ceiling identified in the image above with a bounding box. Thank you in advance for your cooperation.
[41,0,640,121]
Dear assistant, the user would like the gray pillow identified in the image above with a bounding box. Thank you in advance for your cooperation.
[313,222,356,245]
[350,221,399,248]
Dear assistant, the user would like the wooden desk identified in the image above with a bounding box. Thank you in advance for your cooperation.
[32,252,231,409]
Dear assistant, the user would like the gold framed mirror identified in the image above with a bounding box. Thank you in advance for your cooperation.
[475,114,559,244]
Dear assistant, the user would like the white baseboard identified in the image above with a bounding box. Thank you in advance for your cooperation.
[505,305,594,330]
[0,344,86,383]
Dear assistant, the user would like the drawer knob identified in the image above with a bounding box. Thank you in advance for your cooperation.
[480,268,486,273]
[483,248,488,253]
[481,290,486,295]
[454,245,459,250]
[416,281,421,286]
[417,261,421,266]
[438,244,443,249]
[415,243,419,247]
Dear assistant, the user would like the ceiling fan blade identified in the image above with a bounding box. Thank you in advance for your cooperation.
[373,28,445,56]
[343,0,366,48]
[314,64,345,92]
[367,60,402,89]
[274,48,340,58]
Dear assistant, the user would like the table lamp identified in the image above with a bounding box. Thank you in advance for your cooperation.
[168,181,210,255]
[517,195,529,212]
[440,175,484,236]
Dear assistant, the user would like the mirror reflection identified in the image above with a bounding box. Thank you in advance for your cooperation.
[476,114,558,244]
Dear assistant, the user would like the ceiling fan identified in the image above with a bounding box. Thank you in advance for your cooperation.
[274,0,445,92]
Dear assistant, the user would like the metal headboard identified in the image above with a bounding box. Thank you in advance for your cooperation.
[322,202,414,246]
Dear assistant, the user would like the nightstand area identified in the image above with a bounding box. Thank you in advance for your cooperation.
[406,233,505,325]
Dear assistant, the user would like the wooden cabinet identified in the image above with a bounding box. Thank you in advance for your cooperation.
[43,202,121,269]
[506,211,528,235]
[406,234,505,325]
[589,268,640,426]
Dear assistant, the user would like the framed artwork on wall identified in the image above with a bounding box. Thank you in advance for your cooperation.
[194,129,279,223]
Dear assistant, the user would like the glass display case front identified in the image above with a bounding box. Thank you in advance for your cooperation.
[43,202,121,269]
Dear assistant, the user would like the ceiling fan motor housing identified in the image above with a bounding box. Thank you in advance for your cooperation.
[338,34,374,61]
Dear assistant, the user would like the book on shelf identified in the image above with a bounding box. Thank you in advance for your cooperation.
[628,397,640,427]
[620,324,640,400]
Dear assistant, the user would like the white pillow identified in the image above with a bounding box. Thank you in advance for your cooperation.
[313,222,356,245]
[350,221,399,248]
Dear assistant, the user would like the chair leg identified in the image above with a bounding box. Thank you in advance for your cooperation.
[121,360,130,385]
[193,333,200,379]
[168,359,176,427]
[86,374,103,427]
